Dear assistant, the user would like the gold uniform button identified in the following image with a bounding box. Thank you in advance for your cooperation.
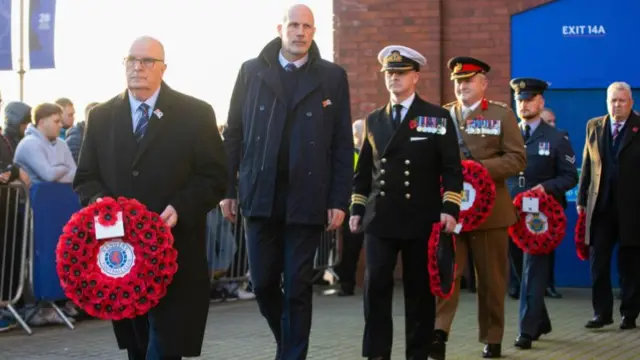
[405,193,411,199]
[380,191,386,196]
[380,180,386,186]
[404,181,410,187]
[405,159,411,165]
[404,171,410,176]
[380,169,386,175]
[381,158,387,163]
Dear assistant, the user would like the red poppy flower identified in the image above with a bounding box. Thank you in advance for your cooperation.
[508,189,566,255]
[409,119,417,129]
[575,211,588,260]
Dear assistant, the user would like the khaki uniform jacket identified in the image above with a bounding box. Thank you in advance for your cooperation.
[444,100,526,230]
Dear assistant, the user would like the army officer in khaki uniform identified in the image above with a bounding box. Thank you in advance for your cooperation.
[431,57,526,359]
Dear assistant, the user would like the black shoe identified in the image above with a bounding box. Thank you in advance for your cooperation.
[337,287,355,296]
[508,286,519,300]
[585,315,614,329]
[532,322,552,340]
[545,286,562,299]
[482,344,502,358]
[429,330,447,360]
[514,335,532,349]
[620,317,637,330]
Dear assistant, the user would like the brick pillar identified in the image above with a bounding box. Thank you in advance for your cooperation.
[333,0,555,287]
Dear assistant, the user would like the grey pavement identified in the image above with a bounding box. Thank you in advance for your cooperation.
[0,288,638,360]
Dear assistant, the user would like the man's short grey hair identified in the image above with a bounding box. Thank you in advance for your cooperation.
[607,81,632,97]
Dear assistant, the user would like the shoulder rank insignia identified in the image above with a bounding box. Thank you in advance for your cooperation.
[488,100,508,108]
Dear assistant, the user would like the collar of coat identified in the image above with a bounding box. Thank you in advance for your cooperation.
[259,37,321,68]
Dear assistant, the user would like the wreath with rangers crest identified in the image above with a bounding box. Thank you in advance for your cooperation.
[509,189,566,255]
[56,197,178,320]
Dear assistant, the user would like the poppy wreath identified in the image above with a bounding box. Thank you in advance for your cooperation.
[427,223,457,299]
[441,160,496,232]
[55,196,178,321]
[575,211,589,261]
[509,189,567,255]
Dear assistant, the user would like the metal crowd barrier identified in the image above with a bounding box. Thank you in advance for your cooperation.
[0,182,32,334]
[205,204,343,291]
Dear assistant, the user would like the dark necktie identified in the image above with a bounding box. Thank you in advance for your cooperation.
[134,103,150,142]
[612,121,622,141]
[392,104,403,129]
[524,124,531,141]
[284,63,297,72]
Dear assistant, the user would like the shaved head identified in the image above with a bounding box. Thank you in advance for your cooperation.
[282,4,314,25]
[129,36,165,61]
[277,4,316,61]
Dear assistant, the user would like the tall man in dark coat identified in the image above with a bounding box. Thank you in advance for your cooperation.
[220,4,353,360]
[350,45,463,360]
[506,78,578,350]
[73,36,228,360]
[577,81,640,331]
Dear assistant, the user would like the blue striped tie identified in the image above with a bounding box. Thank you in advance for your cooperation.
[134,103,150,142]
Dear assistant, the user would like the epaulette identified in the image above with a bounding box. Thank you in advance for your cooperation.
[488,100,508,108]
[442,101,457,109]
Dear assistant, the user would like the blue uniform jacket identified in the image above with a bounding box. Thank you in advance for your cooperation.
[223,38,353,225]
[507,120,578,207]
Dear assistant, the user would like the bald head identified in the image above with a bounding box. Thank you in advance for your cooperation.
[278,4,316,62]
[129,36,165,61]
[125,36,167,101]
[282,4,314,25]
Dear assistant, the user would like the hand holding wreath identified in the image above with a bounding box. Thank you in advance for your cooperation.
[56,196,179,321]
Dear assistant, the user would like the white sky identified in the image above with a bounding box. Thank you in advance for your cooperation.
[0,0,334,124]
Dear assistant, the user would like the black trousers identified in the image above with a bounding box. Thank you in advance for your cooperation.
[590,211,640,320]
[334,218,364,289]
[363,234,434,360]
[123,314,181,360]
[508,240,523,290]
[244,217,322,360]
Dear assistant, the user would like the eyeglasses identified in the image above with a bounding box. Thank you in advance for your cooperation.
[123,56,164,69]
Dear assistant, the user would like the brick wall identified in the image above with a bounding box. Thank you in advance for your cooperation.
[333,0,555,121]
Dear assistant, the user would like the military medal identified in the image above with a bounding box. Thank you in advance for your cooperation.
[544,142,550,156]
[416,116,424,132]
[437,117,447,135]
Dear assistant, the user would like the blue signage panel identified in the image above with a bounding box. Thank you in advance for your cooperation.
[0,0,12,70]
[512,0,640,89]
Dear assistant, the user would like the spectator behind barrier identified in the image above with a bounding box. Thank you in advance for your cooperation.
[53,97,75,139]
[13,103,76,183]
[66,101,100,164]
[2,101,32,151]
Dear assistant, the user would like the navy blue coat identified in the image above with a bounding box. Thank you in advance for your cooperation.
[223,38,353,225]
[507,120,578,207]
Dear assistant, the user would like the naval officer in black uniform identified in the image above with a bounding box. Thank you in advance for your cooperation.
[349,45,463,360]
[506,78,578,350]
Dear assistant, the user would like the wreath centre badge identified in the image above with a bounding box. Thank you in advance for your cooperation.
[525,212,548,234]
[98,239,136,278]
[460,182,477,212]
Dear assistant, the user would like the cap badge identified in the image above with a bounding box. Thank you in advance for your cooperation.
[453,63,463,72]
[519,81,526,89]
[386,51,402,64]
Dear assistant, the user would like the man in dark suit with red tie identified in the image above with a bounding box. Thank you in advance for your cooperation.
[74,36,228,360]
[577,81,640,331]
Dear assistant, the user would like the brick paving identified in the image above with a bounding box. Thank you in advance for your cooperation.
[0,288,638,360]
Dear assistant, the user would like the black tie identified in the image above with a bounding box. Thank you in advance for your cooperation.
[524,124,531,141]
[392,104,403,129]
[284,63,297,72]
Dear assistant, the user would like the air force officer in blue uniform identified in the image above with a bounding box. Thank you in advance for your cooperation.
[506,78,578,350]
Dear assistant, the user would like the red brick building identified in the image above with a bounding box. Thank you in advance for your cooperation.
[333,0,555,121]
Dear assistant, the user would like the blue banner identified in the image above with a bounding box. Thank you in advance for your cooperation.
[29,0,56,69]
[0,0,12,70]
[512,0,640,89]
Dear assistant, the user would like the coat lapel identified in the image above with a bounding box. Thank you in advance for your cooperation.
[383,97,420,155]
[292,68,321,110]
[596,116,607,157]
[132,84,174,166]
[370,104,395,156]
[112,91,137,161]
[257,67,286,104]
[619,112,640,154]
